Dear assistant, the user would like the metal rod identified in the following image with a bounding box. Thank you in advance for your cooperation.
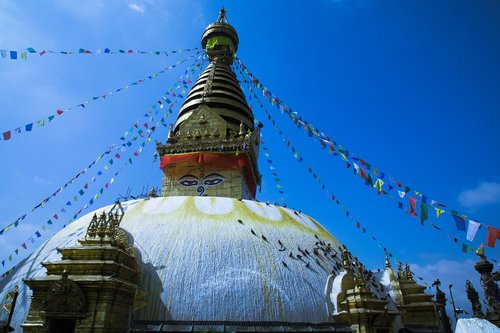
[448,284,458,322]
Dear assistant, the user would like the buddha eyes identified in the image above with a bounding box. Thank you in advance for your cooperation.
[204,178,224,186]
[179,175,199,187]
[179,179,199,187]
[203,173,224,186]
[178,173,225,188]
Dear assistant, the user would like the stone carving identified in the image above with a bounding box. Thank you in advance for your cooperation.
[44,270,86,315]
[466,280,485,318]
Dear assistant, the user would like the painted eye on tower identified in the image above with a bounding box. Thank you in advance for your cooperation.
[178,175,199,187]
[203,173,225,186]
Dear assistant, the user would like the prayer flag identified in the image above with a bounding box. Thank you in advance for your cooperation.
[35,231,41,238]
[452,214,466,231]
[25,123,33,131]
[409,197,417,217]
[420,203,429,224]
[21,243,27,249]
[486,226,500,248]
[10,51,17,59]
[374,179,384,193]
[466,220,481,241]
[2,131,11,140]
[435,208,445,218]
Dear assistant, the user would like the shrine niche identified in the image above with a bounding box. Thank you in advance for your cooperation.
[43,270,86,317]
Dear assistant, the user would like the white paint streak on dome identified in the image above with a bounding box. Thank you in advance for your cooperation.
[243,200,282,221]
[0,197,344,330]
[141,196,185,214]
[194,196,233,215]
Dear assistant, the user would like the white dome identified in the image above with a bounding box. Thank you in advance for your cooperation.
[0,196,344,330]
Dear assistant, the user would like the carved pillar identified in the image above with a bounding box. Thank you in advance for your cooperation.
[473,245,500,326]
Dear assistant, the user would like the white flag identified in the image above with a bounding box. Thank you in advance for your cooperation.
[398,190,406,199]
[466,220,481,241]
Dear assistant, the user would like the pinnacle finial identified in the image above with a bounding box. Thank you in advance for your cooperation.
[405,262,414,281]
[385,255,391,269]
[476,243,485,259]
[217,6,228,23]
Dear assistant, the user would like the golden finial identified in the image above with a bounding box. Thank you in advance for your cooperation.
[217,6,228,23]
[475,243,485,259]
[385,255,391,269]
[239,121,244,136]
[397,262,404,280]
[342,249,351,271]
[405,262,414,281]
[356,262,367,287]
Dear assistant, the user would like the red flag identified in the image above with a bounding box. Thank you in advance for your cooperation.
[21,243,27,249]
[409,197,418,217]
[56,109,64,115]
[2,131,11,140]
[486,226,500,248]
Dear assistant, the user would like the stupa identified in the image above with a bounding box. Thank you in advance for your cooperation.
[0,9,450,333]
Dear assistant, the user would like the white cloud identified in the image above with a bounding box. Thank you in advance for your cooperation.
[33,176,52,186]
[458,181,500,208]
[128,3,145,14]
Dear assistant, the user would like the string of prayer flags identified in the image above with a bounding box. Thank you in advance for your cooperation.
[252,103,440,285]
[238,67,492,263]
[0,99,166,277]
[0,55,205,237]
[260,134,286,205]
[0,59,205,278]
[1,51,201,141]
[234,56,497,247]
[1,47,198,60]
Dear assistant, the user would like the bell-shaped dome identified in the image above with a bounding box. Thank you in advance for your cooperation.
[0,197,346,330]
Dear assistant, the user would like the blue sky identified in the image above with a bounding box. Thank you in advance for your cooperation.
[0,0,499,319]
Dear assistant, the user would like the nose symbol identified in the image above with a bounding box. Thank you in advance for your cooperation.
[196,186,205,196]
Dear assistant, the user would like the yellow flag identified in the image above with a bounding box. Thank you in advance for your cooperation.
[435,208,445,218]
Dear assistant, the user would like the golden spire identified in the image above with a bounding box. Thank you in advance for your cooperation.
[405,262,414,281]
[475,243,485,259]
[385,255,391,269]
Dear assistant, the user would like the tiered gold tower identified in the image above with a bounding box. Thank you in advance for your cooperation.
[156,8,261,200]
